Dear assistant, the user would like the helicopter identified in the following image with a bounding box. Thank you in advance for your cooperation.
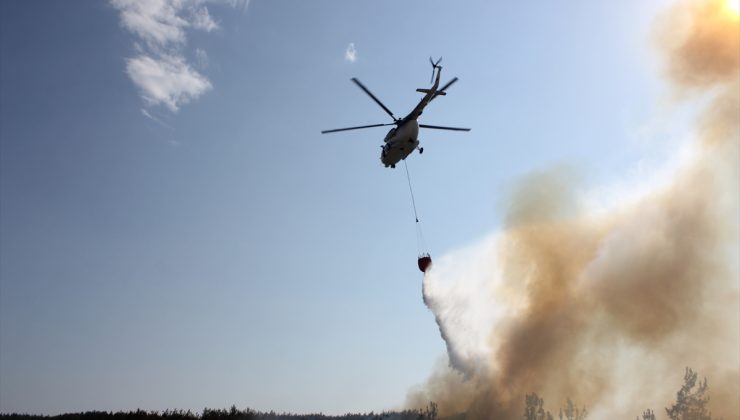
[321,57,470,168]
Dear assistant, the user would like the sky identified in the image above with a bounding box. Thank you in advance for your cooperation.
[0,0,696,415]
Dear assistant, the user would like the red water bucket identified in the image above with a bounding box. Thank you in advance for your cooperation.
[417,254,432,273]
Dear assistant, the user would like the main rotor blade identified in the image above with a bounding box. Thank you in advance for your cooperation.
[419,124,471,132]
[321,123,395,134]
[351,78,396,120]
[438,77,458,93]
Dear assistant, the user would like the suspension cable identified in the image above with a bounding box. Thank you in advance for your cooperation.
[404,159,429,255]
[403,159,419,223]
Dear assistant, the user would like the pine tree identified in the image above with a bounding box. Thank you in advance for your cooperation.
[665,367,712,420]
[524,394,553,420]
[558,399,586,420]
[641,409,656,420]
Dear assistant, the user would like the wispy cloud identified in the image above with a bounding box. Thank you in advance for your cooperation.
[344,42,357,63]
[111,0,234,113]
[112,0,190,49]
[194,48,209,69]
[190,5,218,32]
[141,108,175,132]
[127,54,211,112]
[227,0,252,15]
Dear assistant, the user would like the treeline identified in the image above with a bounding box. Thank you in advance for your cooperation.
[0,404,439,420]
[1,367,720,420]
[524,367,719,420]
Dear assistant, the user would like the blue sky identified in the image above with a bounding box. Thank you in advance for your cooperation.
[1,0,680,414]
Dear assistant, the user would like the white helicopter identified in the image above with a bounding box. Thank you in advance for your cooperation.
[322,57,470,168]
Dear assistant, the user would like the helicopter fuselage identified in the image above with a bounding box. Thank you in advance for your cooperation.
[321,57,469,168]
[380,120,419,168]
[378,64,439,168]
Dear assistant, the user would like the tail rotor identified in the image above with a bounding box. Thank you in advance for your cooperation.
[429,56,442,84]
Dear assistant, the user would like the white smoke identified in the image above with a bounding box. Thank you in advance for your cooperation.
[408,1,740,418]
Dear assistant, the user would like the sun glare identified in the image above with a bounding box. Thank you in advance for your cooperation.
[727,0,740,14]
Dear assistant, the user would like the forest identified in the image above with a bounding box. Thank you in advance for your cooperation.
[1,367,719,420]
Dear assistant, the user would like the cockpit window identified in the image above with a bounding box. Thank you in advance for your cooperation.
[384,128,396,140]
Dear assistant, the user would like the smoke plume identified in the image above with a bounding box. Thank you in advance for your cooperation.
[407,1,739,418]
